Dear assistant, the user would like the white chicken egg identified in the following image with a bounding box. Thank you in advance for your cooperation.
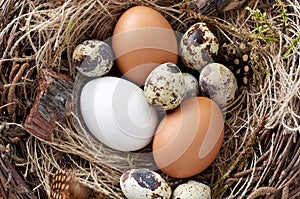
[80,77,158,151]
[120,168,172,199]
[172,180,211,199]
[199,63,237,108]
[144,62,185,111]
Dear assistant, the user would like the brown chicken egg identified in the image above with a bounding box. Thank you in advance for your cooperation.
[112,6,178,85]
[152,97,224,178]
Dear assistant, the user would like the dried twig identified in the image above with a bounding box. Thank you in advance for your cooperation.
[0,152,37,199]
[0,0,299,198]
[213,118,265,191]
[7,62,29,121]
[8,63,20,83]
[247,187,278,199]
[233,167,264,178]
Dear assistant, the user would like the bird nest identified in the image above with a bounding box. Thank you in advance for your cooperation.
[0,0,299,198]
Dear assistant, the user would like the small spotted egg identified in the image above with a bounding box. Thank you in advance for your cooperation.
[199,63,237,108]
[180,22,219,71]
[183,73,200,99]
[72,39,114,77]
[144,62,185,111]
[120,168,172,199]
[172,180,211,199]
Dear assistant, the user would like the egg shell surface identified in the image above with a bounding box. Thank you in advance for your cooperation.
[183,73,200,99]
[80,77,158,151]
[180,22,219,71]
[144,62,185,111]
[72,40,114,77]
[112,6,178,85]
[172,180,211,199]
[199,63,237,108]
[120,168,172,199]
[152,97,224,178]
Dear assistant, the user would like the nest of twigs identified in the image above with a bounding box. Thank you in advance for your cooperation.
[0,0,299,198]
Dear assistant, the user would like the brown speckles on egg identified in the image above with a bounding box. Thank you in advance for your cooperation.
[187,28,204,46]
[167,63,180,73]
[120,169,171,199]
[72,39,114,77]
[199,63,237,108]
[152,193,161,198]
[144,62,185,111]
[180,22,219,71]
[131,169,161,191]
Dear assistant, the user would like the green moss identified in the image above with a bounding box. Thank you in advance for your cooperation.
[284,36,300,58]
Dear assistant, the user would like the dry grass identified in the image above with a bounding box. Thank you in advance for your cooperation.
[0,0,299,198]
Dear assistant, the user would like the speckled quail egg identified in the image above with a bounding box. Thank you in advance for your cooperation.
[180,22,219,71]
[73,39,114,77]
[183,73,200,99]
[120,168,172,199]
[144,62,185,111]
[199,63,237,108]
[172,180,211,199]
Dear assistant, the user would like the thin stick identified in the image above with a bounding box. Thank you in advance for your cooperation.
[248,187,278,199]
[7,63,29,120]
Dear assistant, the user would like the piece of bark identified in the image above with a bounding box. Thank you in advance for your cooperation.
[24,68,74,141]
